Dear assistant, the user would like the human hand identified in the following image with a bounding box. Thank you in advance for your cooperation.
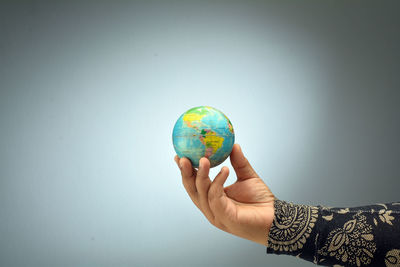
[175,144,275,246]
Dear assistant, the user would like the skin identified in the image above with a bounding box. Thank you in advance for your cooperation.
[174,143,275,246]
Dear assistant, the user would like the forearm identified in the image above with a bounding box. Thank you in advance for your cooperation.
[267,199,400,266]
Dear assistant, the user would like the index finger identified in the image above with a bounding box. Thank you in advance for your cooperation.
[177,157,199,208]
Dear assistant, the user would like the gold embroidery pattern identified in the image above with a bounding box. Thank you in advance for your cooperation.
[318,213,376,267]
[379,209,395,225]
[385,249,400,267]
[268,200,318,252]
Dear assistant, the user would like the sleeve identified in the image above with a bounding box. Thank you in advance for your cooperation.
[266,199,400,266]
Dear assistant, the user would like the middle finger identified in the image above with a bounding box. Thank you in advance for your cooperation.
[195,157,215,224]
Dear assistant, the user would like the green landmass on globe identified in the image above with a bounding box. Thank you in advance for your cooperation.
[172,106,235,168]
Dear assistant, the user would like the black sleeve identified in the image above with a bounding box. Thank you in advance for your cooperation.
[266,199,400,266]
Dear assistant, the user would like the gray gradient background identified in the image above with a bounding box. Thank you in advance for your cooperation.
[1,1,399,267]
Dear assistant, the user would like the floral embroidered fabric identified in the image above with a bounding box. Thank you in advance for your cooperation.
[267,200,400,266]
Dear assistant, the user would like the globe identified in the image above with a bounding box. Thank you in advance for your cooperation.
[172,106,235,168]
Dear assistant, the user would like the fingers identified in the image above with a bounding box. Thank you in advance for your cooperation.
[208,167,232,228]
[209,166,230,199]
[178,156,200,209]
[230,144,258,180]
[176,156,228,226]
[195,157,215,223]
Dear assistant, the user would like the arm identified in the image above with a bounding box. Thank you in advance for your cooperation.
[268,200,400,266]
[175,144,400,266]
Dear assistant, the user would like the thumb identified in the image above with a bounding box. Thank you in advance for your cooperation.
[230,144,258,180]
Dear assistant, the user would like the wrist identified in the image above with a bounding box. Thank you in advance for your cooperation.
[234,203,275,246]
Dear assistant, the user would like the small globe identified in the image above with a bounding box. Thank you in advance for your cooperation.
[172,106,235,168]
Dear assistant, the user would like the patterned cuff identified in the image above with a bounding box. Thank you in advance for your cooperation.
[266,199,320,263]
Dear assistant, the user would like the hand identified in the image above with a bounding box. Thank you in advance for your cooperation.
[175,144,275,246]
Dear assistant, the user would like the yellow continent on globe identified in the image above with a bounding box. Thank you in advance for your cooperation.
[182,113,206,128]
[200,131,224,157]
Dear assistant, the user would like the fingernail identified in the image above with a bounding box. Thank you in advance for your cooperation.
[179,159,183,169]
[199,158,203,168]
